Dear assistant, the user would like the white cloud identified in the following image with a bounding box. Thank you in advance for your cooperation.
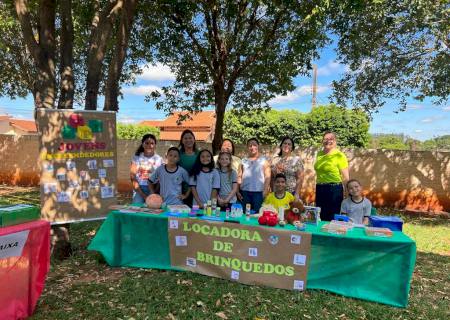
[442,106,450,111]
[269,85,329,105]
[138,63,175,81]
[421,117,440,123]
[122,85,161,96]
[407,104,424,110]
[317,60,348,76]
[415,129,423,133]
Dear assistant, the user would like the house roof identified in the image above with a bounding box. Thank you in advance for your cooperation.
[9,119,37,132]
[139,120,165,127]
[0,115,11,121]
[140,111,216,129]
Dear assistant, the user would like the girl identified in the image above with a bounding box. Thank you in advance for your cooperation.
[130,134,163,204]
[190,149,220,208]
[216,151,238,210]
[149,147,190,205]
[178,129,199,205]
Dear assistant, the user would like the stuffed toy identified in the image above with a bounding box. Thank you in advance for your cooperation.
[258,210,279,227]
[145,194,163,209]
[284,200,305,224]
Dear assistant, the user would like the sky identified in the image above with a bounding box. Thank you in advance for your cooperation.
[0,46,448,141]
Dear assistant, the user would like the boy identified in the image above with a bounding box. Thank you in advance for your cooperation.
[340,179,372,225]
[263,173,295,210]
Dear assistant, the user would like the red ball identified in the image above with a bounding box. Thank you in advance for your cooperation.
[267,215,278,227]
[258,216,268,225]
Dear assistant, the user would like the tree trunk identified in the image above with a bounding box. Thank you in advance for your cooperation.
[57,0,74,109]
[212,85,227,154]
[15,0,56,109]
[85,0,124,110]
[104,0,137,112]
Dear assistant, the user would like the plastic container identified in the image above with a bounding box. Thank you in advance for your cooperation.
[365,227,393,237]
[320,223,348,235]
[369,216,403,231]
[0,204,40,227]
[334,214,350,222]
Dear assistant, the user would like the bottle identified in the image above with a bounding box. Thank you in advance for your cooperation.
[203,203,208,216]
[246,203,251,215]
[211,198,217,211]
[225,208,230,219]
[215,207,221,217]
[278,207,285,221]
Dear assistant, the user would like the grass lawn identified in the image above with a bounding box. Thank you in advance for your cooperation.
[1,187,449,320]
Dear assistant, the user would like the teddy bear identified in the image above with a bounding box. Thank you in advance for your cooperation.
[284,200,305,224]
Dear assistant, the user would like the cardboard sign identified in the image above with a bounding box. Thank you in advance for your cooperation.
[168,218,311,290]
[37,109,117,223]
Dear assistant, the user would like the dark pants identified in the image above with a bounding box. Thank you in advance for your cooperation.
[241,190,263,214]
[315,183,343,221]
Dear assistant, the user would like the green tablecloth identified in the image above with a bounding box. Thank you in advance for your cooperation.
[88,211,416,307]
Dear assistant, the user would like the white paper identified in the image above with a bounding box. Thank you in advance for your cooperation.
[293,254,307,266]
[87,160,97,170]
[290,235,302,244]
[89,179,100,188]
[79,170,89,181]
[43,183,57,194]
[56,173,66,181]
[56,191,71,202]
[231,270,240,280]
[66,160,76,170]
[98,168,107,178]
[169,220,179,229]
[293,280,304,291]
[186,257,197,267]
[79,190,89,199]
[100,186,114,198]
[43,163,54,172]
[103,159,114,167]
[248,247,258,257]
[68,180,80,189]
[0,230,30,259]
[175,236,187,246]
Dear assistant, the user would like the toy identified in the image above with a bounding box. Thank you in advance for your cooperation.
[302,206,321,225]
[293,221,306,231]
[258,210,279,226]
[284,200,305,224]
[321,223,348,235]
[145,194,164,209]
[365,227,393,237]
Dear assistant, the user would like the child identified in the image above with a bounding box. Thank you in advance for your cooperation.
[149,147,190,205]
[130,134,163,203]
[263,173,295,210]
[216,151,238,210]
[340,179,372,225]
[190,149,220,208]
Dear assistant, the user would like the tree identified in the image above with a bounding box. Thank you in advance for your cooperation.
[369,134,410,150]
[330,0,449,112]
[224,105,370,148]
[117,123,159,140]
[145,0,329,152]
[0,0,144,111]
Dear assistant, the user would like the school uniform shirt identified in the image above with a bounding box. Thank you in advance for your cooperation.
[150,165,189,205]
[132,153,163,186]
[263,191,295,210]
[218,169,238,203]
[189,169,221,206]
[241,156,267,192]
[340,197,372,224]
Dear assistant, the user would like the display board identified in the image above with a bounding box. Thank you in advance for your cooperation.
[169,218,311,290]
[37,109,117,223]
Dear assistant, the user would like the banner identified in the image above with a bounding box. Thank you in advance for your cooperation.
[37,109,117,222]
[168,218,311,290]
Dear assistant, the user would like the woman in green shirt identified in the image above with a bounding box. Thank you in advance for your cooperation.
[314,132,349,221]
[178,129,198,205]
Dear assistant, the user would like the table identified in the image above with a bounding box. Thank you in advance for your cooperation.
[0,220,50,320]
[88,211,416,307]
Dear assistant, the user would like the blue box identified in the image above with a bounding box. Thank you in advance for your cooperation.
[369,216,403,231]
[334,214,350,222]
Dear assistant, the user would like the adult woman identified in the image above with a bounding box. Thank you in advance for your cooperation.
[270,136,304,198]
[178,129,199,205]
[130,133,163,203]
[213,139,241,173]
[238,138,271,213]
[314,132,349,221]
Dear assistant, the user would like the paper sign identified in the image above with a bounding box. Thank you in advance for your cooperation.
[103,159,114,167]
[79,170,89,181]
[293,254,307,266]
[87,160,97,170]
[98,168,107,178]
[79,190,89,199]
[169,220,179,229]
[56,173,66,181]
[293,280,304,291]
[101,186,114,198]
[0,230,30,259]
[44,183,57,194]
[291,235,301,244]
[231,270,240,280]
[89,179,100,189]
[56,191,70,202]
[175,236,187,246]
[248,247,258,257]
[66,160,76,170]
[186,257,197,267]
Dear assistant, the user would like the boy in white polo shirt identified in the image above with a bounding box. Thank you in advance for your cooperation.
[340,179,372,225]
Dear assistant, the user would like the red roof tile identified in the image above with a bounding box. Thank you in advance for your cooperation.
[9,119,37,132]
[139,120,165,127]
[159,130,212,141]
